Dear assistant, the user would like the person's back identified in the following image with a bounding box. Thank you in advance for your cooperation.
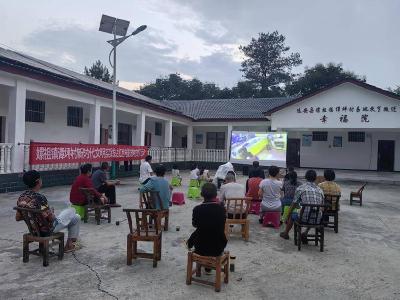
[140,164,171,209]
[259,175,282,211]
[295,181,324,223]
[281,171,301,206]
[70,164,102,206]
[246,177,263,200]
[91,168,106,190]
[220,174,245,202]
[318,169,341,196]
[172,168,180,178]
[188,183,227,256]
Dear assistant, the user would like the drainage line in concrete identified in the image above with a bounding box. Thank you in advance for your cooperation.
[72,251,118,300]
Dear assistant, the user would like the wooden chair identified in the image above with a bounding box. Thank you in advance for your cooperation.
[80,188,111,225]
[294,203,326,252]
[140,191,169,231]
[186,251,229,292]
[323,194,341,233]
[123,208,162,267]
[13,207,64,267]
[224,198,252,241]
[350,183,367,206]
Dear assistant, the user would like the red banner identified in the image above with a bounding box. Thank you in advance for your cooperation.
[29,142,148,165]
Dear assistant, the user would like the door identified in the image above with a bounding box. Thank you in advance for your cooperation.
[182,136,187,148]
[145,132,152,147]
[287,138,300,168]
[118,123,132,145]
[0,116,4,143]
[377,140,395,171]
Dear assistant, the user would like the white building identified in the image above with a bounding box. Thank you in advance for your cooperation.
[0,47,399,178]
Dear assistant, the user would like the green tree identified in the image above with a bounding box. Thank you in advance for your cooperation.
[239,31,302,94]
[286,63,365,96]
[84,60,112,83]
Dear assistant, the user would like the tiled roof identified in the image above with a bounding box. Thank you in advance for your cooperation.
[165,97,295,120]
[0,46,297,121]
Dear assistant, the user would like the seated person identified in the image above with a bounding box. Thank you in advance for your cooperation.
[171,164,182,185]
[246,175,263,200]
[281,171,301,207]
[189,164,200,181]
[248,161,265,179]
[220,173,245,202]
[16,170,81,252]
[280,170,325,240]
[70,164,107,206]
[318,169,341,196]
[91,162,119,206]
[139,164,172,209]
[258,166,283,222]
[187,183,227,257]
[199,166,212,183]
[139,155,154,185]
[283,166,295,181]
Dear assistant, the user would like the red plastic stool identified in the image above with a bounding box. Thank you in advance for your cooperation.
[262,211,281,228]
[249,200,261,214]
[172,192,185,205]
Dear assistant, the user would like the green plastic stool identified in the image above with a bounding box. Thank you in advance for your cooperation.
[71,204,85,220]
[281,206,298,222]
[189,179,199,188]
[187,186,201,199]
[171,176,182,187]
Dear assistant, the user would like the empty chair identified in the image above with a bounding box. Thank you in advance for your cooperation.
[224,198,252,241]
[350,183,367,206]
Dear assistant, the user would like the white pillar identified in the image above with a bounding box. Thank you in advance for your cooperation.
[164,119,173,148]
[7,81,26,172]
[89,100,101,144]
[135,111,145,146]
[226,124,233,161]
[187,125,193,149]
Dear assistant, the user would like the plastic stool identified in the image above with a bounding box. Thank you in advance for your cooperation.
[262,211,281,228]
[172,192,185,205]
[189,179,199,187]
[188,186,201,199]
[171,177,182,187]
[249,200,261,214]
[71,204,85,220]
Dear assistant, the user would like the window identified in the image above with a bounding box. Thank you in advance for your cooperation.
[312,131,328,141]
[348,132,365,142]
[155,122,162,136]
[25,99,45,123]
[67,106,83,127]
[206,132,225,149]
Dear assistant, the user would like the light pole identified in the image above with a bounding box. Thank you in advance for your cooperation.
[99,15,147,178]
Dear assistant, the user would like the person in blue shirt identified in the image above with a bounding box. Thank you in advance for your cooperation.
[139,164,172,209]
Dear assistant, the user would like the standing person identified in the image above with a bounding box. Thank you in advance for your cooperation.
[16,170,81,252]
[139,164,172,209]
[187,183,227,257]
[70,164,107,206]
[249,161,265,179]
[139,155,154,185]
[280,169,325,240]
[281,171,302,207]
[258,166,283,223]
[92,162,120,207]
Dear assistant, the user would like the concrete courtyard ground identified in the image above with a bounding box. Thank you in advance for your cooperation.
[1,171,400,300]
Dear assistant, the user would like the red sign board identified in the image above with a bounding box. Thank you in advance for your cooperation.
[29,142,148,165]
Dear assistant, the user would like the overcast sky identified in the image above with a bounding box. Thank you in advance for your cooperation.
[0,0,399,90]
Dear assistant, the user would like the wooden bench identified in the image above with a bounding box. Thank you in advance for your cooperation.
[186,251,229,292]
[14,207,64,267]
[124,208,162,267]
[350,183,367,206]
[80,188,111,225]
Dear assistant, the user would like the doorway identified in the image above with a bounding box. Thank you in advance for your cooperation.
[377,140,395,171]
[144,132,152,147]
[0,116,4,143]
[287,138,300,168]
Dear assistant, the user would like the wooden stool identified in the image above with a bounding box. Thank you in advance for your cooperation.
[186,251,229,292]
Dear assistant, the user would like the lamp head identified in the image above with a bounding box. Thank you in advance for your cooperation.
[131,25,147,36]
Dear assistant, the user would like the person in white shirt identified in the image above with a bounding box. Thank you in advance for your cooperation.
[189,164,200,180]
[139,155,154,184]
[258,165,283,222]
[220,173,245,202]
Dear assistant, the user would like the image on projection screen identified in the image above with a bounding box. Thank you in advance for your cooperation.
[230,131,287,165]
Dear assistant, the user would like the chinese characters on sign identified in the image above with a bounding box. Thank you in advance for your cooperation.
[29,142,148,165]
[296,105,399,124]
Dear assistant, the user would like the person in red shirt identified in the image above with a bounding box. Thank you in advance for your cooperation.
[246,175,263,200]
[70,164,107,206]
